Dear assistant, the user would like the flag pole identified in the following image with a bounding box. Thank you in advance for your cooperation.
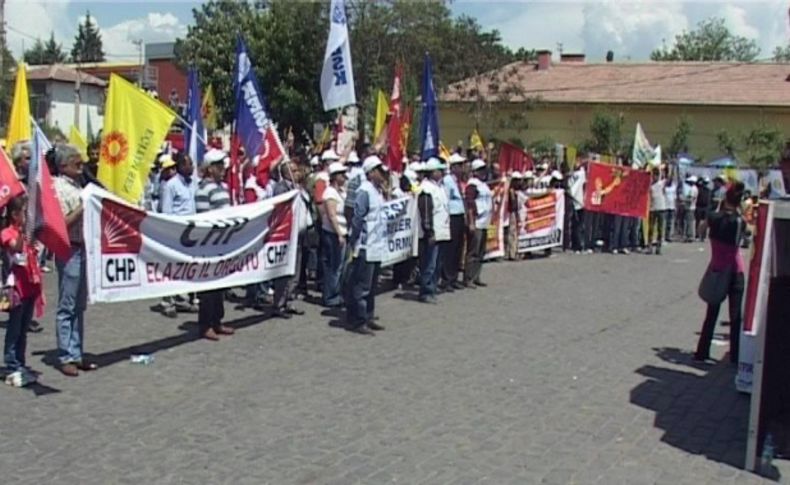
[174,112,210,147]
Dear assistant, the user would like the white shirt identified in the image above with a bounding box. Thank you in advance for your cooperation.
[568,168,586,210]
[321,185,347,236]
[650,180,666,211]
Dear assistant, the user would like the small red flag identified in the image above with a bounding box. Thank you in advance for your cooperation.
[0,149,26,210]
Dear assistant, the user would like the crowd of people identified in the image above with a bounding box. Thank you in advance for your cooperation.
[0,135,759,386]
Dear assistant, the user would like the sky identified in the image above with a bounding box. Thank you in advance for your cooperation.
[5,0,788,62]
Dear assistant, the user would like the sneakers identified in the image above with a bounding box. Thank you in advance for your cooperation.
[5,369,37,387]
[621,249,630,255]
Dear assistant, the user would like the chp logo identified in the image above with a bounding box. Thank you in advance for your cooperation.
[262,201,293,269]
[100,198,145,288]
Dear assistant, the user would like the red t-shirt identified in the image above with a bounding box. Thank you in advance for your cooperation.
[1,225,42,301]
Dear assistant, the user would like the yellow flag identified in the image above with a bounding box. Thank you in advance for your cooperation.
[470,128,483,151]
[439,141,451,161]
[69,126,88,160]
[201,84,217,131]
[7,63,31,148]
[374,90,389,140]
[316,125,331,152]
[98,74,176,203]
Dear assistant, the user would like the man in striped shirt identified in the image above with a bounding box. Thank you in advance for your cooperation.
[194,149,234,341]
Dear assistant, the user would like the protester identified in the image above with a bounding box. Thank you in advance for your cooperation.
[392,168,420,290]
[694,182,746,364]
[695,177,711,241]
[85,141,100,179]
[647,168,666,255]
[345,156,387,335]
[417,158,450,303]
[320,162,348,307]
[682,176,698,242]
[710,175,726,212]
[441,153,467,288]
[53,144,96,377]
[506,172,523,261]
[2,195,42,386]
[343,149,365,225]
[271,160,308,319]
[664,176,677,243]
[568,163,587,253]
[10,141,31,183]
[159,152,199,318]
[194,149,235,341]
[463,159,493,288]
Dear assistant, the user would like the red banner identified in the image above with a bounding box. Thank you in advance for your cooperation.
[743,202,770,334]
[583,162,650,218]
[497,142,532,174]
[484,180,508,259]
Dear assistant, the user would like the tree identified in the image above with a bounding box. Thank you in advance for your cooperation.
[528,136,556,159]
[667,115,692,157]
[715,123,785,171]
[0,41,16,134]
[650,17,759,62]
[716,129,737,156]
[586,110,624,155]
[24,32,66,65]
[773,45,790,62]
[71,12,105,62]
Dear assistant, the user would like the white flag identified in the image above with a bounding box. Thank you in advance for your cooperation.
[321,0,356,111]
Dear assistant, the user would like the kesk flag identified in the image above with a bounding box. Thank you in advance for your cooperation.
[7,63,31,149]
[470,128,484,151]
[632,123,660,169]
[98,74,176,203]
[374,90,389,140]
[321,0,356,111]
[419,53,439,160]
[583,162,651,218]
[185,67,206,166]
[0,148,25,211]
[28,119,70,262]
[233,35,286,189]
[201,84,218,131]
[69,125,88,160]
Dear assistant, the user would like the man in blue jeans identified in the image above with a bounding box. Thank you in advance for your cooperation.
[52,145,96,377]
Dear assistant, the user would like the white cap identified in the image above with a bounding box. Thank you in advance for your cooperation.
[363,155,383,173]
[687,175,698,183]
[448,153,467,165]
[551,170,563,180]
[309,155,320,167]
[328,162,347,175]
[321,149,339,161]
[511,171,523,179]
[539,163,548,170]
[347,151,360,163]
[404,169,418,184]
[423,157,446,172]
[408,162,423,173]
[524,170,535,179]
[204,148,226,165]
[471,159,486,171]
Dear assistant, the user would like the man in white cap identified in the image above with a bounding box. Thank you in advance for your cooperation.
[682,175,699,242]
[567,163,587,253]
[345,155,388,335]
[463,159,493,288]
[418,158,451,302]
[194,149,235,340]
[159,151,199,317]
[441,152,467,289]
[343,147,365,225]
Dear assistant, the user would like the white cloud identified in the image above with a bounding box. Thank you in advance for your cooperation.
[5,0,72,57]
[94,12,188,61]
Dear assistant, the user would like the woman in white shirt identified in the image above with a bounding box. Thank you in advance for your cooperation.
[320,162,349,307]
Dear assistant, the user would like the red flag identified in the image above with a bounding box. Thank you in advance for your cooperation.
[0,149,25,210]
[34,154,70,262]
[255,125,286,189]
[228,134,242,205]
[386,66,404,172]
[497,142,529,174]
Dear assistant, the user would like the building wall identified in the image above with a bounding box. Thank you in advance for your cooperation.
[148,58,187,104]
[440,102,790,162]
[45,81,104,138]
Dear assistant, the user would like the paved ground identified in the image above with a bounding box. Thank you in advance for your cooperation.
[0,241,786,484]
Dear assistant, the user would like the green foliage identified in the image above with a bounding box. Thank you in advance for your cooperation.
[71,12,105,63]
[773,45,790,62]
[528,136,555,158]
[667,115,692,157]
[716,123,785,170]
[175,0,519,142]
[650,17,759,62]
[0,42,16,133]
[586,110,624,155]
[24,32,67,65]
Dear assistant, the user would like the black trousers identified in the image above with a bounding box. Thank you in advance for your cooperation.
[571,208,585,251]
[463,228,487,284]
[696,272,744,362]
[442,214,465,284]
[197,290,225,331]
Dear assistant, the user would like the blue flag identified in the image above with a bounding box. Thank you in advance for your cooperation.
[233,35,273,158]
[419,53,439,160]
[184,67,206,165]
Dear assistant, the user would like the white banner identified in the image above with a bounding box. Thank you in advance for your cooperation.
[380,196,419,268]
[517,190,565,253]
[321,0,356,111]
[82,184,300,303]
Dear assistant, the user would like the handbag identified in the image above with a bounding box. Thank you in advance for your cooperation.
[698,267,732,305]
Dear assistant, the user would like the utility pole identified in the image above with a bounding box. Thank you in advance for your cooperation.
[132,38,143,87]
[0,0,6,126]
[74,56,81,131]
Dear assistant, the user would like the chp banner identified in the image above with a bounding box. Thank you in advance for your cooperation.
[484,180,508,260]
[380,196,419,268]
[82,184,300,303]
[517,190,565,253]
[583,162,650,218]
